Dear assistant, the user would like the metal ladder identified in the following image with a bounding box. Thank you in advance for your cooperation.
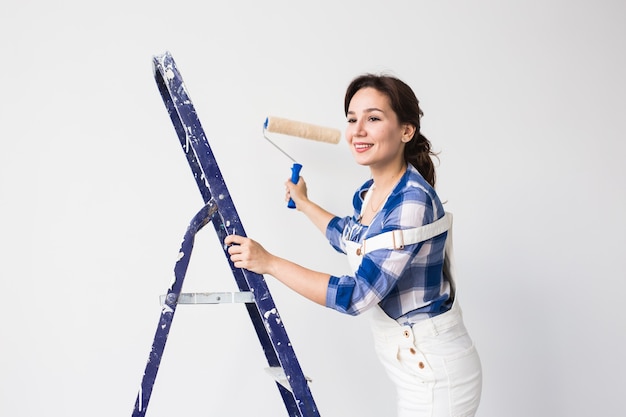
[132,51,320,417]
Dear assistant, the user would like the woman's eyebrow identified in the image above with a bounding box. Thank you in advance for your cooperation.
[347,107,385,115]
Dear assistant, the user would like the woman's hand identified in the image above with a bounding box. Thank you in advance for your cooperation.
[284,175,335,235]
[224,233,331,306]
[224,234,275,275]
[285,175,309,210]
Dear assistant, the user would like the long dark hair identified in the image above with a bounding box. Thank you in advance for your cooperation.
[344,74,437,187]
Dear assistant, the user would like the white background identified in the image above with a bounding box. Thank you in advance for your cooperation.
[1,1,625,416]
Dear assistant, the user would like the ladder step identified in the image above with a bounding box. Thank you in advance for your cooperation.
[265,367,313,393]
[159,292,254,305]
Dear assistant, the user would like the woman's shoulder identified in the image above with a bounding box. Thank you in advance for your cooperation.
[384,195,433,229]
[386,168,442,227]
[395,169,433,206]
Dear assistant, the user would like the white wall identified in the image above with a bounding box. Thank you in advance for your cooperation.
[1,1,624,416]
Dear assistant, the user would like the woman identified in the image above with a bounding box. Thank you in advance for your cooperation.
[225,74,482,416]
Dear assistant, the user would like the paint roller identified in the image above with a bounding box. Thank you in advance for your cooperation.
[263,116,341,208]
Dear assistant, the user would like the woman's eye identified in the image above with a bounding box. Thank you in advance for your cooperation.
[347,118,356,123]
[368,116,380,122]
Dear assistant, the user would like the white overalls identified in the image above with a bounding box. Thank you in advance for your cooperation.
[344,212,482,417]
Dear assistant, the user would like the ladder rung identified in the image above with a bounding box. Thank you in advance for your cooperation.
[159,292,254,305]
[265,367,313,393]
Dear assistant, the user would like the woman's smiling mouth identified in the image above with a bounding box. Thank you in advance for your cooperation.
[354,142,373,152]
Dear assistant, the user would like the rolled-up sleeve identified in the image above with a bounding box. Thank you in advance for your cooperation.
[325,242,418,315]
[325,216,348,254]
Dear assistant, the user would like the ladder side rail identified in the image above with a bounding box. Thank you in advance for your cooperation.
[133,202,216,417]
[154,66,212,203]
[153,52,319,417]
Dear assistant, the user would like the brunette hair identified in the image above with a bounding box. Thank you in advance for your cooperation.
[344,74,437,187]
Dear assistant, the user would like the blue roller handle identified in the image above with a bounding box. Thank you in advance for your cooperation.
[288,163,302,209]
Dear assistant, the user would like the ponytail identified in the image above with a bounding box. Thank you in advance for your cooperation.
[404,131,438,188]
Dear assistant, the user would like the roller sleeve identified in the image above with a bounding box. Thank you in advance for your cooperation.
[264,116,341,144]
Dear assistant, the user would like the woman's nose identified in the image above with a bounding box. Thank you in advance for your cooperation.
[352,122,365,138]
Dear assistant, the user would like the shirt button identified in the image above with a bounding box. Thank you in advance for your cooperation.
[409,347,416,355]
[403,330,410,338]
[356,248,362,256]
[418,362,425,369]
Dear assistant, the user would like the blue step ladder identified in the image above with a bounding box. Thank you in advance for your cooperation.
[132,51,320,417]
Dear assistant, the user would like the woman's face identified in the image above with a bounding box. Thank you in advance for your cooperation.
[345,87,412,171]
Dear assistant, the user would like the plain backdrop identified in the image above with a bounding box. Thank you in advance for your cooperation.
[1,1,624,416]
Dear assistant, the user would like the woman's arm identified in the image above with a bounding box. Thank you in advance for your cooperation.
[224,234,330,306]
[222,175,334,305]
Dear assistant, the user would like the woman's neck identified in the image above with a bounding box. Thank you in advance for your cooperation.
[359,163,407,224]
[370,162,407,191]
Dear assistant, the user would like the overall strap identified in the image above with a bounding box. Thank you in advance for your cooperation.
[360,212,452,255]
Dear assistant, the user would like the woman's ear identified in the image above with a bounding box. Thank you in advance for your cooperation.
[402,124,416,142]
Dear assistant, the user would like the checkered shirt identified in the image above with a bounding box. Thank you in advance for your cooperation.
[325,164,452,325]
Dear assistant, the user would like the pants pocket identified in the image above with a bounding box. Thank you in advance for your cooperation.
[444,344,482,417]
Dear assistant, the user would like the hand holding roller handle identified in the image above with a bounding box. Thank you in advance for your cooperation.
[263,116,341,209]
[288,163,303,209]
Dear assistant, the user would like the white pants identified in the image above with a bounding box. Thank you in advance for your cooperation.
[371,301,482,417]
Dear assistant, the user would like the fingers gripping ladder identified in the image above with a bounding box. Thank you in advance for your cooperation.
[132,51,320,417]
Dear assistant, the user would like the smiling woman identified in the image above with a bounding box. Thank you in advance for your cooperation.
[225,73,482,416]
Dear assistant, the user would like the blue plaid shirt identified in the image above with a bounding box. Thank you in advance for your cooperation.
[325,164,452,325]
